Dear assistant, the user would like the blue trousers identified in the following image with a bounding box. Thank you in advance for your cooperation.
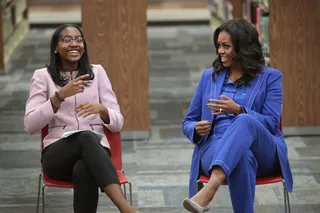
[201,114,280,213]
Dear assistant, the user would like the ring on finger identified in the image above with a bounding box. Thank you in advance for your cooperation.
[219,108,223,112]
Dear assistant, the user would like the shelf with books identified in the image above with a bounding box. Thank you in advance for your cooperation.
[242,0,269,20]
[208,0,233,23]
[252,0,268,12]
[241,0,270,64]
[0,0,28,71]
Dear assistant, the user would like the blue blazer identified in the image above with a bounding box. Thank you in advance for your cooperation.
[182,67,293,197]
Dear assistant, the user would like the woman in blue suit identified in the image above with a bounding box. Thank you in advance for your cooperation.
[182,19,293,213]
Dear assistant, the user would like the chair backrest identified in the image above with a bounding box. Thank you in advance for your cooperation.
[103,128,122,170]
[41,126,123,171]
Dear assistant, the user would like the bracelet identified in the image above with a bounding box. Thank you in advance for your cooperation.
[50,98,59,110]
[55,91,65,102]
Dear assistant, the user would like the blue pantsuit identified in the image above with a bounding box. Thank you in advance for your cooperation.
[182,67,293,213]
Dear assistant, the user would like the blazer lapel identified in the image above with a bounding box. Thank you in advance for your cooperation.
[243,67,267,108]
[211,70,227,101]
[209,70,227,123]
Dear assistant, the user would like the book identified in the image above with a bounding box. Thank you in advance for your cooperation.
[61,130,104,141]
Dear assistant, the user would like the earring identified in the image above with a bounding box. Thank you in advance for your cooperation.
[54,50,57,53]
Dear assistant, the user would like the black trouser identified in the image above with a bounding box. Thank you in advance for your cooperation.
[41,130,120,213]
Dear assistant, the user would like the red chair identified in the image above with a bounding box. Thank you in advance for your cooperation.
[196,116,291,213]
[36,126,132,213]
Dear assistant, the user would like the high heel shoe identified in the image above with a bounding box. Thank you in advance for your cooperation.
[183,198,210,213]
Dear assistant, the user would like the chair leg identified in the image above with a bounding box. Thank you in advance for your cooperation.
[283,185,288,213]
[282,180,291,213]
[286,190,291,213]
[123,183,127,200]
[36,174,41,213]
[128,181,133,206]
[196,180,204,193]
[42,185,45,213]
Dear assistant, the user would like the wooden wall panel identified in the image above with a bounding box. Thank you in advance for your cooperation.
[270,0,320,127]
[230,0,243,18]
[82,0,149,131]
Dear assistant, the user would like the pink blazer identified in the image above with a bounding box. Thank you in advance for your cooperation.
[24,64,124,149]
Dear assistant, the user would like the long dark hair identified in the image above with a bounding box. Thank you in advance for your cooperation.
[46,24,94,86]
[212,18,265,85]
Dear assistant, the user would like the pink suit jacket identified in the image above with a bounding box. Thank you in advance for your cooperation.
[24,64,124,149]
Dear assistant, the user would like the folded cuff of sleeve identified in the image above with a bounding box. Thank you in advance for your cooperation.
[102,109,121,132]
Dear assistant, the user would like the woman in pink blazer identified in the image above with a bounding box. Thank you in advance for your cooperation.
[24,24,136,213]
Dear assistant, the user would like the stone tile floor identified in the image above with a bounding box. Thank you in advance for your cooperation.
[0,25,319,213]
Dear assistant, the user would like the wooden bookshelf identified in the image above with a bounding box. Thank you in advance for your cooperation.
[0,0,29,72]
[208,0,233,23]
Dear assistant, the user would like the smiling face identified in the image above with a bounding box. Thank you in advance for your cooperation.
[217,31,233,67]
[55,26,85,69]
